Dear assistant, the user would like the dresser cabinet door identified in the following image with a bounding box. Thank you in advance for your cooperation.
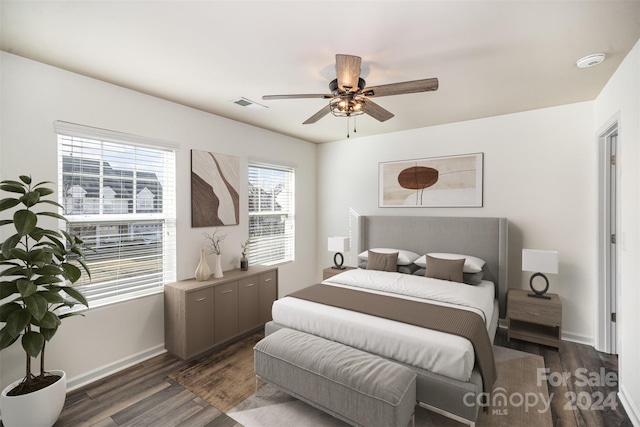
[239,276,260,331]
[185,287,215,358]
[259,270,278,324]
[214,281,239,344]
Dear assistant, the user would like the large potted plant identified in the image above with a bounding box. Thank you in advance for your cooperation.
[0,176,90,427]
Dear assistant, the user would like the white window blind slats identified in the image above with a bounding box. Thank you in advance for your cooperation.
[57,126,176,310]
[248,163,294,265]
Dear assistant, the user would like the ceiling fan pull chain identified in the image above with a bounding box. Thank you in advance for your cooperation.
[347,116,350,138]
[354,115,357,134]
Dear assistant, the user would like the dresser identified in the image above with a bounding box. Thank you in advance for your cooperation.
[507,288,562,348]
[164,265,278,360]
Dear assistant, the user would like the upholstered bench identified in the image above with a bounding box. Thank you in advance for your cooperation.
[254,328,416,427]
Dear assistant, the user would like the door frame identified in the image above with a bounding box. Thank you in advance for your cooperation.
[596,116,620,354]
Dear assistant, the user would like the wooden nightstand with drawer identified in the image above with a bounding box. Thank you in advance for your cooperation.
[322,266,356,280]
[507,288,562,348]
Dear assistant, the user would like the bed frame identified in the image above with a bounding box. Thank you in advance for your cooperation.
[268,215,508,426]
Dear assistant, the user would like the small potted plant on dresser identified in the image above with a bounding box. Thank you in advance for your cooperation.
[0,176,90,427]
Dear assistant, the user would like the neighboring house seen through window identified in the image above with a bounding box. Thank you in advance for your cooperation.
[248,162,295,265]
[55,121,177,309]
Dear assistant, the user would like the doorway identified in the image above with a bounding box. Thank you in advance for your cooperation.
[598,122,618,354]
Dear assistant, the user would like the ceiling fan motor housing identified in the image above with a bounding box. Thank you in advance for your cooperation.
[329,78,366,95]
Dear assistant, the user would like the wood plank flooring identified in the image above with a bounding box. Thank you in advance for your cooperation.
[42,328,632,427]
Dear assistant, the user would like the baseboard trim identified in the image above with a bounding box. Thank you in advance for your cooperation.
[619,384,640,427]
[66,345,167,392]
[560,331,593,346]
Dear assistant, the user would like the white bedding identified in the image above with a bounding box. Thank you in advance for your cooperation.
[271,269,496,382]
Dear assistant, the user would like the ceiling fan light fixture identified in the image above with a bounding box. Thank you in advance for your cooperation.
[329,96,366,118]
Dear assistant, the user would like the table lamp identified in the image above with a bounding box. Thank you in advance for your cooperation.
[328,237,349,269]
[522,249,558,299]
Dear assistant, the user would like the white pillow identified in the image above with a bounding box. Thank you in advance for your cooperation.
[358,248,420,266]
[414,253,486,273]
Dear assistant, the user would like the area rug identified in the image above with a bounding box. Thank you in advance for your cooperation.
[169,331,263,413]
[171,333,552,426]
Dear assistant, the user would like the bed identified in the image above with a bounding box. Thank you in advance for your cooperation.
[266,215,508,426]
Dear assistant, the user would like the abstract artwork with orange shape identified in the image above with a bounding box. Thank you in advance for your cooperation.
[379,153,483,207]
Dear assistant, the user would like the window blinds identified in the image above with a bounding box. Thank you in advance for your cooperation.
[55,121,177,309]
[248,162,295,265]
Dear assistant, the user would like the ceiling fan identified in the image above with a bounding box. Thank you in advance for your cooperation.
[262,54,439,131]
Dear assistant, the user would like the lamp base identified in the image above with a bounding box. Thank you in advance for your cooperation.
[527,293,551,299]
[332,252,345,270]
[528,272,551,299]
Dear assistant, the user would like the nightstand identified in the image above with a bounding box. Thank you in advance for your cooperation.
[507,288,562,348]
[322,266,356,280]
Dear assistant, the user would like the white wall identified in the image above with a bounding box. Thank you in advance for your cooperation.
[595,39,640,426]
[0,52,318,390]
[317,101,597,343]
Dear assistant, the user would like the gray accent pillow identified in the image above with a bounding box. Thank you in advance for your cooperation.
[425,255,464,283]
[463,271,485,285]
[366,250,398,272]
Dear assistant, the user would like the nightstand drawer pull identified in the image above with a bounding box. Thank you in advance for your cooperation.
[245,283,255,287]
[527,311,540,316]
[195,297,207,302]
[222,289,233,294]
[264,278,273,282]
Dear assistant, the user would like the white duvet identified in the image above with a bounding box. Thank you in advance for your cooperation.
[271,268,496,382]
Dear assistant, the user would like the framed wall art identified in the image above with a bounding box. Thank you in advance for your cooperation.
[379,153,483,207]
[191,149,240,227]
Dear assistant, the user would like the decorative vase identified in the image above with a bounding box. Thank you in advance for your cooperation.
[213,253,224,278]
[195,248,210,281]
[0,370,66,427]
[240,254,248,271]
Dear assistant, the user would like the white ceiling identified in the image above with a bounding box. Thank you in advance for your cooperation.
[1,1,639,144]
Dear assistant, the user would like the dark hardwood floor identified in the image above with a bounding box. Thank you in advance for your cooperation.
[494,329,631,427]
[41,328,631,427]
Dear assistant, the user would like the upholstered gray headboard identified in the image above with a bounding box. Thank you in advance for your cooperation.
[358,216,509,318]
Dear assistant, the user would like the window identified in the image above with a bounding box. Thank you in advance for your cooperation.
[248,162,295,265]
[55,121,176,309]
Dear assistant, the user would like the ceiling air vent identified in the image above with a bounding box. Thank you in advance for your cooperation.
[230,97,268,110]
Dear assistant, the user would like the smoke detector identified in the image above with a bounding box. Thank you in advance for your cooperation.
[576,53,605,68]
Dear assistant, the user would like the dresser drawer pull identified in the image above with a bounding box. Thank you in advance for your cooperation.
[222,290,234,294]
[245,283,255,287]
[527,311,540,316]
[264,278,273,282]
[195,297,207,302]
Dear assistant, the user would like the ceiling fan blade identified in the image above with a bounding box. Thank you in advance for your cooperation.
[303,104,331,124]
[363,78,439,98]
[335,54,361,93]
[263,94,333,100]
[364,99,394,122]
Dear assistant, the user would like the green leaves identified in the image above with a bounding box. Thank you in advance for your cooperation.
[24,293,48,321]
[62,286,89,308]
[14,210,37,236]
[22,331,44,358]
[0,176,91,371]
[0,198,20,212]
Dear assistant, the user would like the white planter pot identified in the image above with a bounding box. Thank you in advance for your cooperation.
[0,370,66,427]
